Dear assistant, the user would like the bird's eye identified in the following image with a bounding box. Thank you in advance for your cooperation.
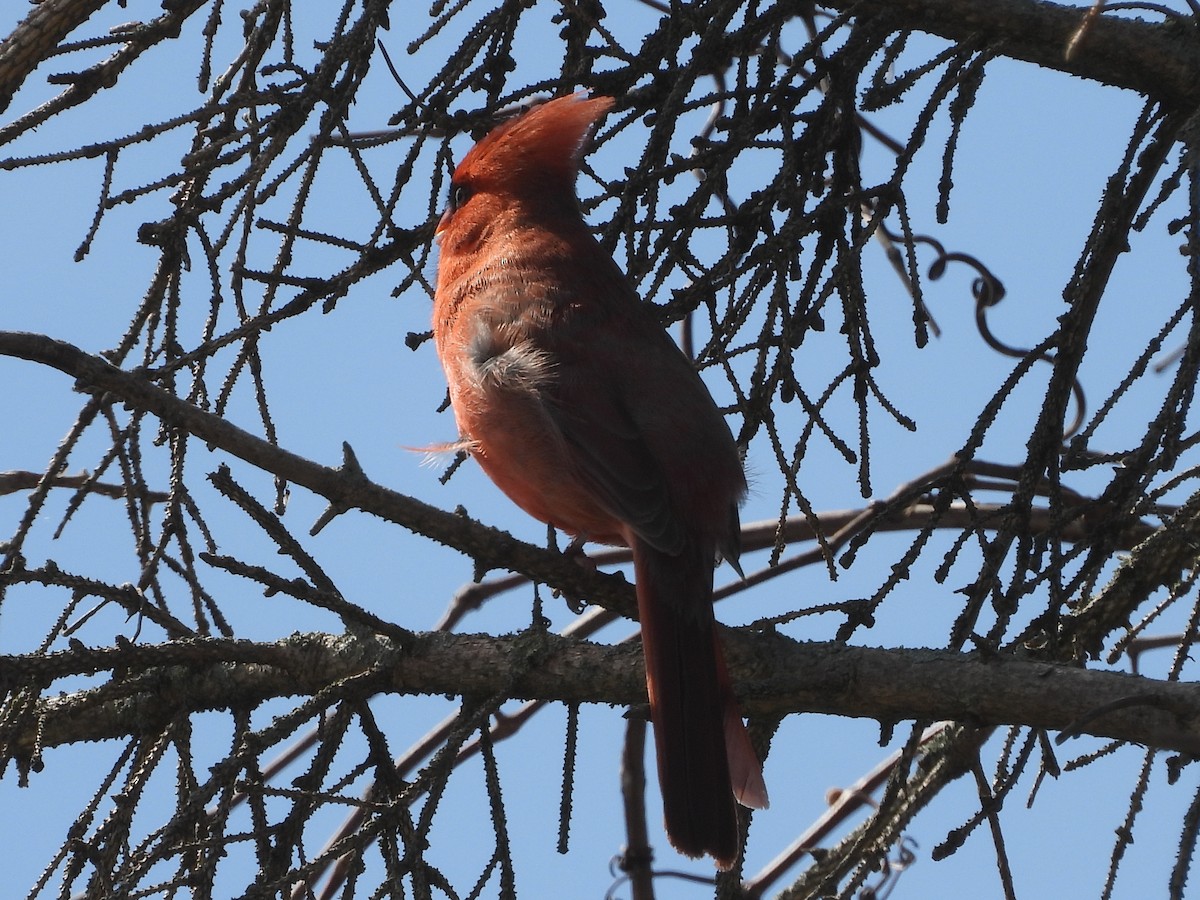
[449,183,473,211]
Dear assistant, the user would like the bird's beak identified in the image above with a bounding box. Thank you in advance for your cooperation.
[434,208,451,243]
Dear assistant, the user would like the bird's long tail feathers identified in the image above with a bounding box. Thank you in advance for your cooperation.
[633,538,767,870]
[717,642,770,812]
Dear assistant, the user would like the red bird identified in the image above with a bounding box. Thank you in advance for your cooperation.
[432,93,768,868]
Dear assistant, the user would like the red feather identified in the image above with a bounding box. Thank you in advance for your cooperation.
[433,93,767,868]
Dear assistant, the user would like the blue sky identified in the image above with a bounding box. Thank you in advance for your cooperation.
[1,3,1195,898]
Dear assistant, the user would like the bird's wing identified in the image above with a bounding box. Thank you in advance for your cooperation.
[536,298,689,556]
[547,363,686,555]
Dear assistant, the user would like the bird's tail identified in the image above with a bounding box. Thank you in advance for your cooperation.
[633,538,767,870]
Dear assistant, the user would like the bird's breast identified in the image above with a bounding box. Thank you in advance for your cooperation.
[434,277,625,545]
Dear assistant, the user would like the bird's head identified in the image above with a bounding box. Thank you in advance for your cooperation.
[435,92,613,243]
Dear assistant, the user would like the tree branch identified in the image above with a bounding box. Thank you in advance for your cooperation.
[828,0,1200,109]
[0,329,637,619]
[5,630,1199,759]
[0,0,108,114]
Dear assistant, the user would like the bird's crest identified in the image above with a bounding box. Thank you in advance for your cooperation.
[451,92,613,190]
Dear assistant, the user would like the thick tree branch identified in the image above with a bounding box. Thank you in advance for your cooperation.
[828,0,1200,109]
[4,630,1199,759]
[0,0,107,114]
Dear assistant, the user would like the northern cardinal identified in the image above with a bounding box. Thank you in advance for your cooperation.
[432,93,768,868]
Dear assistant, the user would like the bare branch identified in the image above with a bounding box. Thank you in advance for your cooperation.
[5,631,1200,758]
